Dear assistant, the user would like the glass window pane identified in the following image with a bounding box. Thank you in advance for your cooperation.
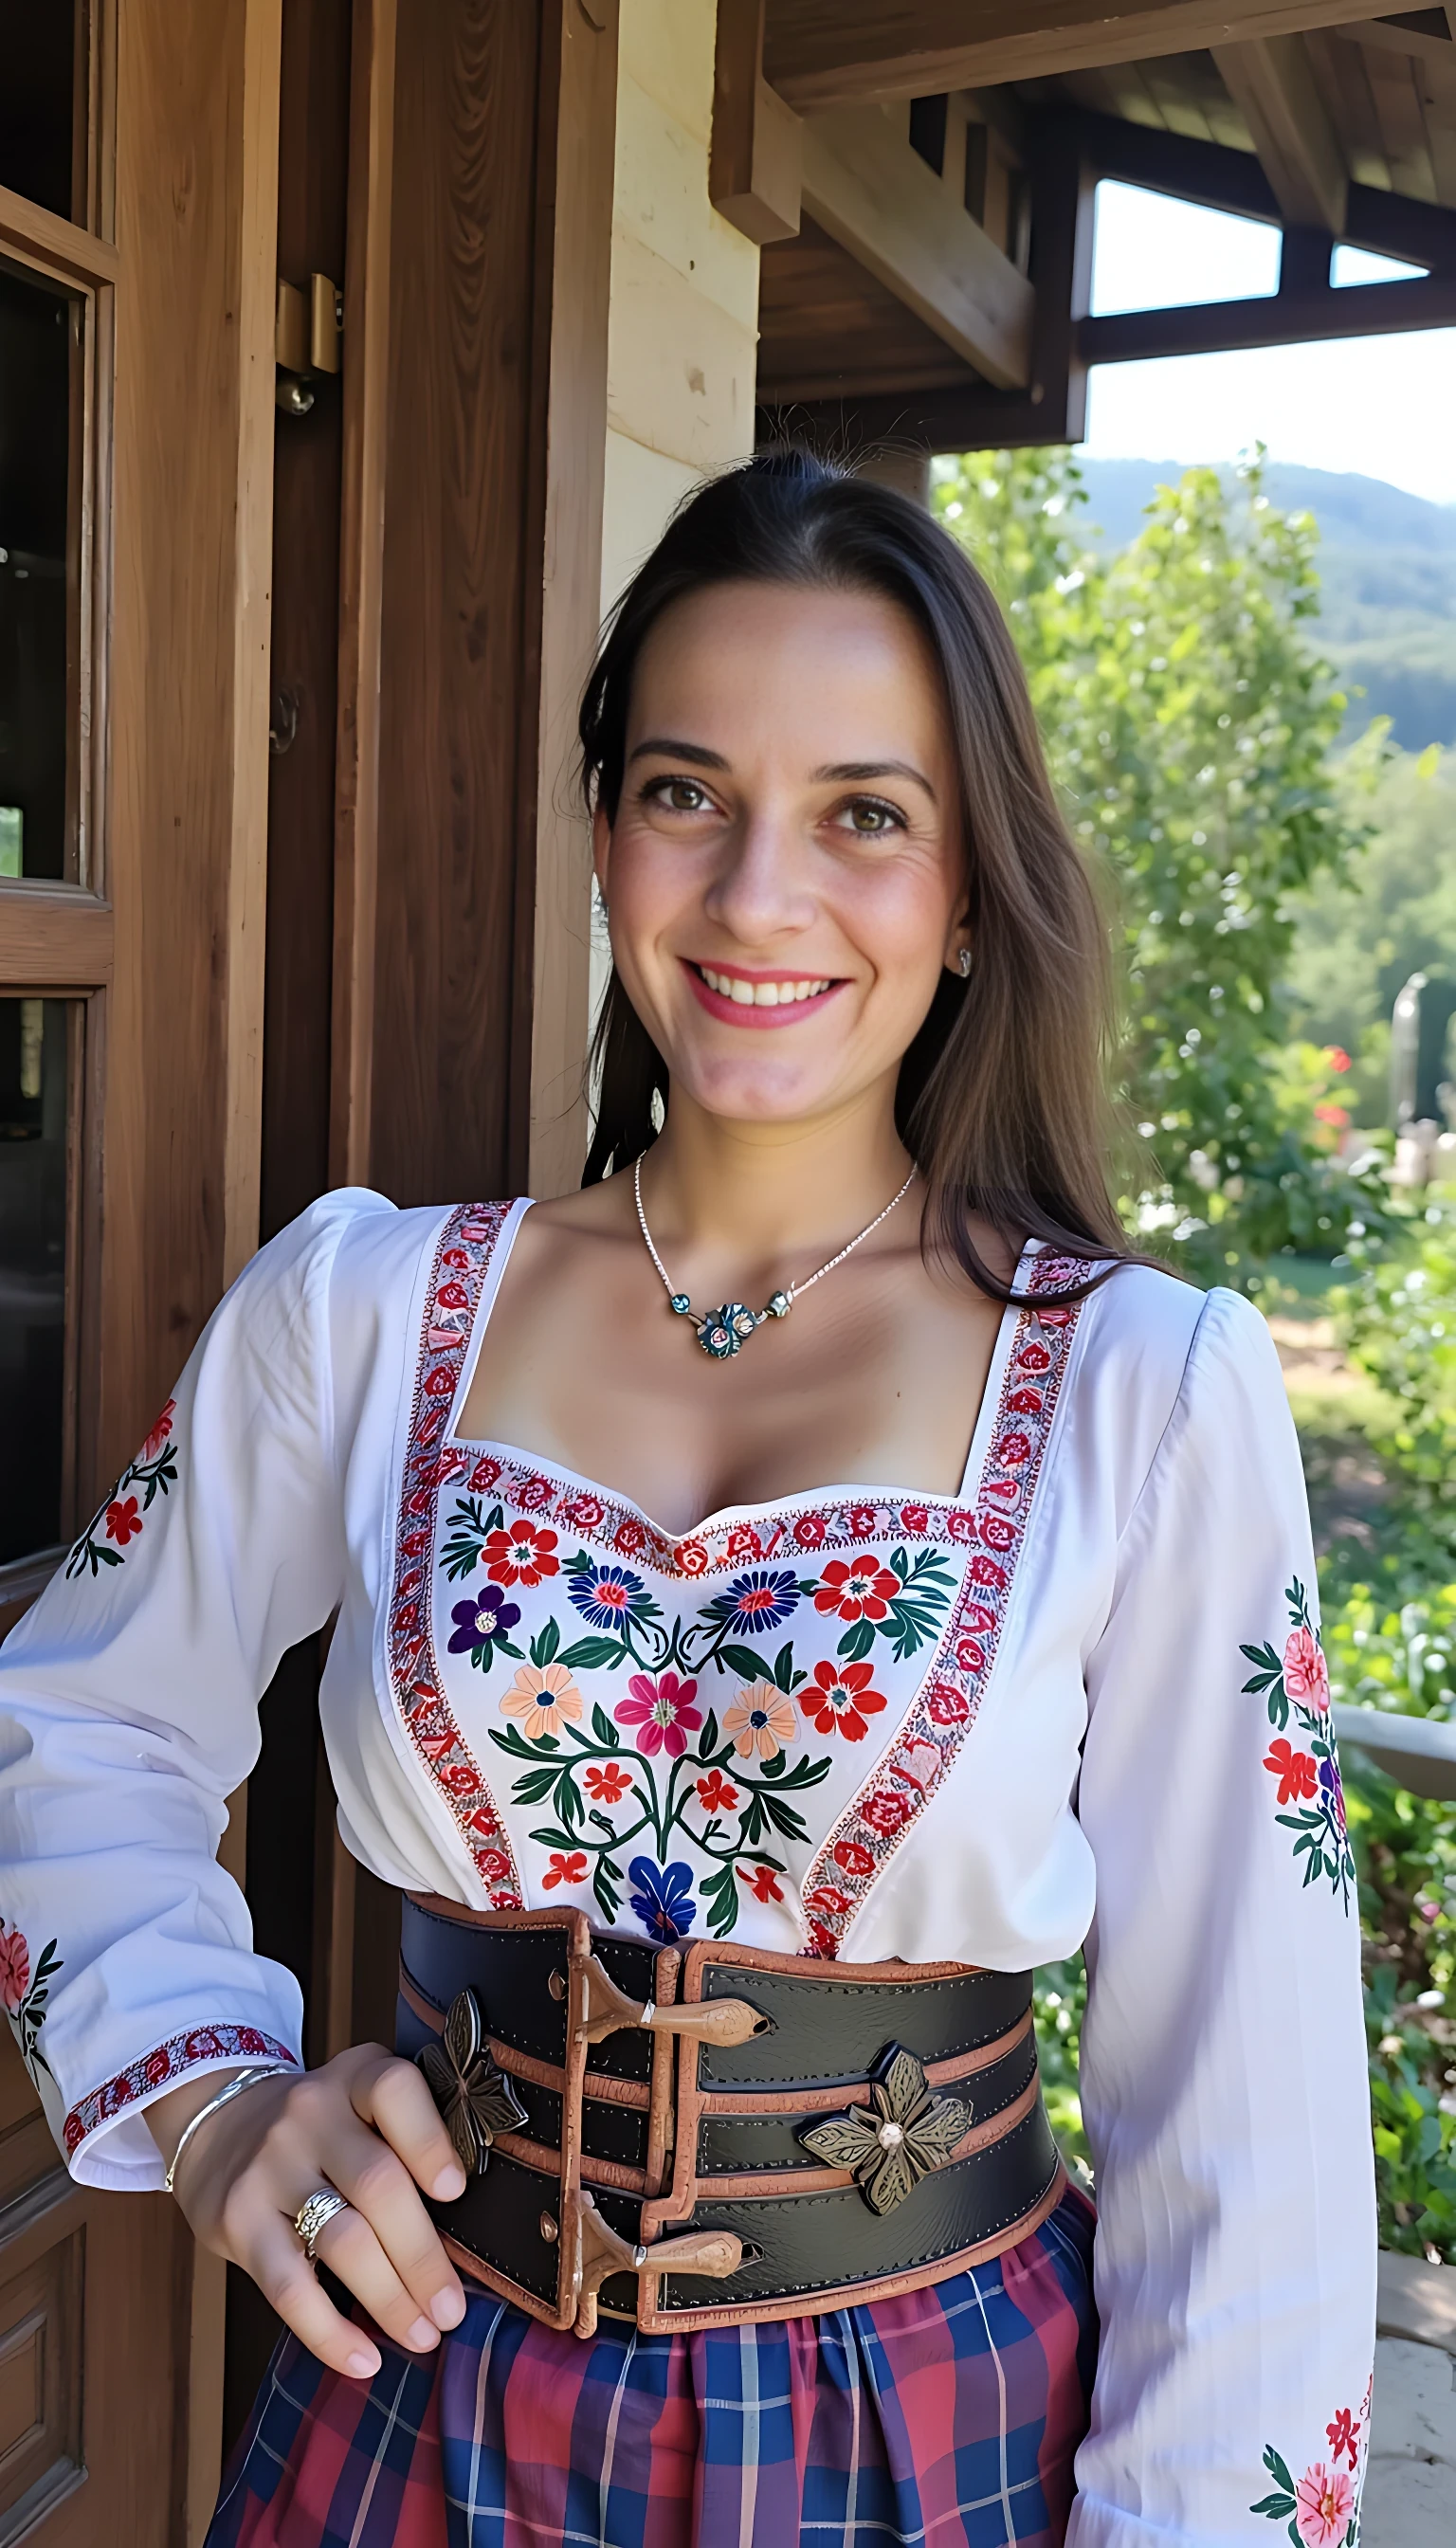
[0,10,81,222]
[0,260,76,883]
[0,998,67,1569]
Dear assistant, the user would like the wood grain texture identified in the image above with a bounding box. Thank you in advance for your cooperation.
[369,0,545,1205]
[764,0,1386,107]
[526,0,618,1199]
[758,213,977,400]
[0,891,112,989]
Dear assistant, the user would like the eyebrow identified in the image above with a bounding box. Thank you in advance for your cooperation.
[628,740,937,802]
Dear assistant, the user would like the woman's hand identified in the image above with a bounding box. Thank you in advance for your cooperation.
[147,2047,468,2379]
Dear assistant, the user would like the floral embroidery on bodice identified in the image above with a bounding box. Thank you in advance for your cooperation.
[388,1204,1083,1956]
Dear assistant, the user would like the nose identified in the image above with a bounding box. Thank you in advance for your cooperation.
[701,802,817,948]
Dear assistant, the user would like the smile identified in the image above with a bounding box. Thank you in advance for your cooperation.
[685,961,846,1028]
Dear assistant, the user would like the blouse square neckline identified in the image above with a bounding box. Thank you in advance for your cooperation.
[441,1195,1034,1549]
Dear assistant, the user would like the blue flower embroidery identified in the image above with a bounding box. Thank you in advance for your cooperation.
[628,1857,697,1943]
[721,1569,800,1636]
[567,1562,649,1633]
[447,1586,521,1663]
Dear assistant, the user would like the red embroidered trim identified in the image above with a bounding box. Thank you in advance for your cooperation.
[800,1257,1084,1956]
[388,1204,525,1905]
[64,2025,297,2156]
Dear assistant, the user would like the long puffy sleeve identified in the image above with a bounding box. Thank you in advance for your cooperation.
[1069,1286,1375,2545]
[0,1191,383,2189]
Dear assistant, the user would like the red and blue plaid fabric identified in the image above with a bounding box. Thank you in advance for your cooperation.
[208,2187,1096,2548]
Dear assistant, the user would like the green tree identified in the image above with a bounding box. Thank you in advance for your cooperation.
[933,448,1386,1277]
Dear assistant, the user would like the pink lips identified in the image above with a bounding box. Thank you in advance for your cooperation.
[683,961,846,1030]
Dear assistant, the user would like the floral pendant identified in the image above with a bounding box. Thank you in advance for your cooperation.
[415,1987,529,2175]
[674,1291,792,1358]
[797,2043,971,2215]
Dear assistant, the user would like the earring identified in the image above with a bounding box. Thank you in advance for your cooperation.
[956,947,972,978]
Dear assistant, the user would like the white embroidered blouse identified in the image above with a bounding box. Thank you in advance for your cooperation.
[0,1189,1375,2541]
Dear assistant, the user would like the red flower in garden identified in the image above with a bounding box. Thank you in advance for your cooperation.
[0,1926,30,2014]
[105,1497,142,1546]
[812,1557,898,1623]
[696,1771,739,1814]
[1264,1738,1318,1805]
[542,1851,588,1891]
[483,1520,559,1586]
[1324,1046,1351,1075]
[141,1399,175,1461]
[1283,1626,1329,1711]
[806,1660,886,1741]
[740,1865,783,1903]
[585,1763,632,1805]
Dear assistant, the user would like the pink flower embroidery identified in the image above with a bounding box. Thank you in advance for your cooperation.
[1284,1626,1329,1711]
[0,1926,30,2014]
[616,1671,702,1758]
[1294,2462,1354,2548]
[860,1789,912,1838]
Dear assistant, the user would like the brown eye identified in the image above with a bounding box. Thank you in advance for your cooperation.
[837,798,902,837]
[646,776,713,814]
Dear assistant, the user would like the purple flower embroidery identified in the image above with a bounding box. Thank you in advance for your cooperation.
[448,1586,521,1663]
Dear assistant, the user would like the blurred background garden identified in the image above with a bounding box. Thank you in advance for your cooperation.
[933,441,1456,2269]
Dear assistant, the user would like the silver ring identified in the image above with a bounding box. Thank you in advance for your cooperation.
[294,2187,350,2259]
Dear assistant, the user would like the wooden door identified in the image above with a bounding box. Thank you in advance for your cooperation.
[0,0,284,2536]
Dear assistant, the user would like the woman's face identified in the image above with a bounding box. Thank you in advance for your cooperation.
[594,578,967,1133]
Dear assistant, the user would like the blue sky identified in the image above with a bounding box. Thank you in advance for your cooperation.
[1082,180,1456,504]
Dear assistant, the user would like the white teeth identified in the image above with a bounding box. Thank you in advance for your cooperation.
[700,968,830,1008]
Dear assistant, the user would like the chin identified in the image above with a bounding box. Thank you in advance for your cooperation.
[672,1053,847,1123]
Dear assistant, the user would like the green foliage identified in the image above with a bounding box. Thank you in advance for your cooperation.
[933,447,1390,1279]
[1031,1957,1090,2178]
[1333,1205,1456,1586]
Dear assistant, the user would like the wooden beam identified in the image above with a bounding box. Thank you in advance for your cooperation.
[1070,107,1456,267]
[1210,35,1347,231]
[800,106,1033,388]
[1329,16,1455,68]
[1079,266,1456,358]
[764,1,1388,112]
[712,0,803,244]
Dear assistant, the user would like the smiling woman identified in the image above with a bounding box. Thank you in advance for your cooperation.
[0,452,1374,2548]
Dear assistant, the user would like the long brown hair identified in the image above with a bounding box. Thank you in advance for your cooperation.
[578,449,1132,1304]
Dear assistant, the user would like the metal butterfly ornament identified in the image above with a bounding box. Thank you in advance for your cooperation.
[415,1987,529,2176]
[797,2043,970,2216]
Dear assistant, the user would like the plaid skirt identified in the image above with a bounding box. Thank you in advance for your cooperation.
[207,2186,1097,2548]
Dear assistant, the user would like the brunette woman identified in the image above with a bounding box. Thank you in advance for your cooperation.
[0,454,1374,2547]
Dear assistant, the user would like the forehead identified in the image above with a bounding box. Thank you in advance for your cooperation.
[628,579,949,758]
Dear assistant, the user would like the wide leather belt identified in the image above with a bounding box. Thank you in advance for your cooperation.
[396,1894,1065,2335]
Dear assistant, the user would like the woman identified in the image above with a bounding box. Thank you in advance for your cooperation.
[0,454,1374,2547]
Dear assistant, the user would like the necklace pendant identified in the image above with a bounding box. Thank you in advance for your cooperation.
[696,1302,761,1359]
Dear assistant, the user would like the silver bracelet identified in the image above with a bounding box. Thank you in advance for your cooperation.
[162,2062,297,2195]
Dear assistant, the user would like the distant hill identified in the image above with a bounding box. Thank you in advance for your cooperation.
[1072,459,1456,752]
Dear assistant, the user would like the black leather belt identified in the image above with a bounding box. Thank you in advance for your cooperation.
[396,1895,1065,2335]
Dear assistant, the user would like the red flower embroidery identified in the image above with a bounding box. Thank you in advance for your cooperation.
[740,1865,783,1903]
[423,1366,455,1398]
[1017,1341,1051,1374]
[860,1789,912,1837]
[846,1505,879,1539]
[514,1473,555,1513]
[996,1431,1031,1466]
[899,1503,930,1533]
[1325,2408,1359,2469]
[468,1456,502,1492]
[812,1557,898,1623]
[927,1684,970,1727]
[105,1497,142,1546]
[467,1805,500,1837]
[1283,1626,1329,1711]
[561,1494,606,1529]
[1006,1388,1043,1416]
[441,1247,470,1269]
[979,1513,1016,1552]
[696,1771,739,1813]
[806,1660,887,1741]
[833,1839,876,1878]
[0,1926,30,2014]
[435,1281,469,1312]
[804,1884,850,1920]
[955,1638,986,1675]
[725,1525,761,1562]
[542,1851,588,1890]
[677,1540,709,1576]
[614,1519,648,1556]
[1264,1738,1318,1805]
[970,1556,1007,1590]
[945,1508,976,1542]
[792,1512,827,1549]
[483,1520,559,1586]
[585,1763,633,1805]
[806,1918,840,1959]
[141,1399,175,1462]
[478,1849,513,1885]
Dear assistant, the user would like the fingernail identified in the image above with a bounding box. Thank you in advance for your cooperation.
[431,2163,466,2201]
[407,2316,440,2350]
[430,2285,465,2329]
[347,2349,380,2379]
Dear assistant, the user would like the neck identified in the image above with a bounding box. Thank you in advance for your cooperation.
[635,1082,915,1276]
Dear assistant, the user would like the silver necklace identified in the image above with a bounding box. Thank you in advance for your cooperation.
[633,1156,917,1360]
